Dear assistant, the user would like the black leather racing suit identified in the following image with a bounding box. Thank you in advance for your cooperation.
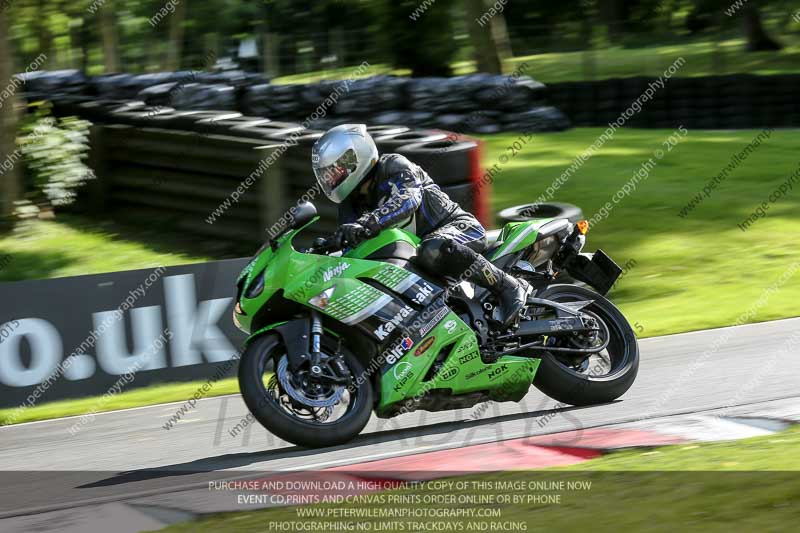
[339,154,514,295]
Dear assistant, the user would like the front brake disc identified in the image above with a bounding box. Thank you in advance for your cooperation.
[276,356,345,408]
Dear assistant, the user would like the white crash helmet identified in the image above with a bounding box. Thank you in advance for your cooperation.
[312,124,379,203]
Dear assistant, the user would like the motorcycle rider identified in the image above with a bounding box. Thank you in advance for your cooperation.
[311,124,530,327]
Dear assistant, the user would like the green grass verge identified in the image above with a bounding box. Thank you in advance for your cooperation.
[0,216,209,282]
[0,377,240,426]
[272,63,407,85]
[501,37,800,83]
[155,426,800,532]
[272,37,800,85]
[479,128,800,338]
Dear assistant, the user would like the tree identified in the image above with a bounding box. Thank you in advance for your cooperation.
[742,3,783,51]
[98,0,119,72]
[599,0,629,43]
[466,0,513,74]
[382,0,457,77]
[165,0,188,70]
[0,10,19,227]
[690,0,784,52]
[36,0,53,63]
[260,1,279,78]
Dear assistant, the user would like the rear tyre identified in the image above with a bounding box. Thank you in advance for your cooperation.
[238,334,374,448]
[532,284,639,406]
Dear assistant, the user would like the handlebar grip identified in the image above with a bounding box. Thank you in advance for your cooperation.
[313,235,341,253]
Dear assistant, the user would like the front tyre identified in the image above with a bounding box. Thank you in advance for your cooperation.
[532,284,639,406]
[238,334,374,448]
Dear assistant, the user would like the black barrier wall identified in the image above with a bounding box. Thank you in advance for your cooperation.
[0,258,248,409]
[548,74,800,129]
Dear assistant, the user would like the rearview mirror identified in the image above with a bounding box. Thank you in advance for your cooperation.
[291,201,318,229]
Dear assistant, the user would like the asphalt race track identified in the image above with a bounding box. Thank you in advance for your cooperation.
[1,317,799,527]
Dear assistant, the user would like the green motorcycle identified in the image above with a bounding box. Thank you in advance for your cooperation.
[234,202,639,448]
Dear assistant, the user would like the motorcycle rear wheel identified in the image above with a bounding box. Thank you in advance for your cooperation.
[238,334,374,448]
[531,284,639,406]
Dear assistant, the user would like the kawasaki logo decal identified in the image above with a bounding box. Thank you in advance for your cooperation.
[412,282,434,304]
[374,305,414,340]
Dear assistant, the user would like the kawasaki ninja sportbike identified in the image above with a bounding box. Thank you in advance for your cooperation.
[234,202,639,448]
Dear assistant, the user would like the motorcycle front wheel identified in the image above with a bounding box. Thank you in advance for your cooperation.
[238,333,374,448]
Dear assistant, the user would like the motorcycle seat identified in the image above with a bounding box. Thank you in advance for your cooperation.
[535,219,570,240]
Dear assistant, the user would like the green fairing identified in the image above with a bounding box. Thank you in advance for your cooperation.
[375,312,540,414]
[490,219,554,260]
[246,322,288,345]
[235,216,543,416]
[344,228,420,259]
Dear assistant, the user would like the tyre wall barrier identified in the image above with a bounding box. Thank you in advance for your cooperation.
[51,101,490,246]
[22,70,800,130]
[0,259,248,409]
[547,74,800,129]
[19,70,571,134]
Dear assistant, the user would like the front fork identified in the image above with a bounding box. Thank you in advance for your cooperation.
[308,310,324,375]
[308,310,350,384]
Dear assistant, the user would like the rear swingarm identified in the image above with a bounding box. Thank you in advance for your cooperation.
[515,314,598,337]
[500,333,610,356]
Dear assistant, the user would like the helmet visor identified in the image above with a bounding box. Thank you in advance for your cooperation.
[314,148,359,201]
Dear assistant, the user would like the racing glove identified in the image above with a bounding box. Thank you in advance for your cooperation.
[335,223,369,248]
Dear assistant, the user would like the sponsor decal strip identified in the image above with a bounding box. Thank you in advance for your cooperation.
[419,305,450,337]
[394,273,422,293]
[341,294,393,325]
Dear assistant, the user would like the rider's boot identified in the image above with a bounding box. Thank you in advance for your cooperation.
[466,255,532,327]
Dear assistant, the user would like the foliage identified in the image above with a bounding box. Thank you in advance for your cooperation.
[381,0,459,77]
[17,104,93,211]
[3,0,796,77]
